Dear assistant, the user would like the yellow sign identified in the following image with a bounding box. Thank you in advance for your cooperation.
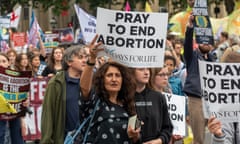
[0,94,16,114]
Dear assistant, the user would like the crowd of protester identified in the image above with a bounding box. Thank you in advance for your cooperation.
[1,3,240,144]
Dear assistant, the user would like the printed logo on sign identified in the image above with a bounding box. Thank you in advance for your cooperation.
[195,16,208,28]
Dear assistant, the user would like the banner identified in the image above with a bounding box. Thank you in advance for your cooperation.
[0,27,9,40]
[199,60,240,122]
[11,32,28,53]
[163,93,186,136]
[0,27,10,52]
[96,8,168,68]
[193,0,214,45]
[0,67,32,120]
[12,32,27,47]
[0,16,10,28]
[74,4,96,44]
[23,78,49,141]
[44,31,59,43]
[44,31,59,54]
[58,27,74,44]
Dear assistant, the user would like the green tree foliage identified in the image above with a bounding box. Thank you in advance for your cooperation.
[0,0,26,15]
[0,0,82,15]
[0,0,234,16]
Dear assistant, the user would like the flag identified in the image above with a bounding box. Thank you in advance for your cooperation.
[125,1,131,11]
[10,6,22,28]
[145,1,152,12]
[28,11,44,47]
[74,4,96,44]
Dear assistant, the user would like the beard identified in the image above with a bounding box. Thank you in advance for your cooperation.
[199,45,210,54]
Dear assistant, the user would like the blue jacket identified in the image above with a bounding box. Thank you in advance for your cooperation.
[168,76,184,96]
[183,27,215,98]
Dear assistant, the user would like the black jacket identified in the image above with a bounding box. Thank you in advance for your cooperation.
[135,87,173,144]
[183,27,215,98]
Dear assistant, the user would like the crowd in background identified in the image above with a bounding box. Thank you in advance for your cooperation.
[1,6,240,144]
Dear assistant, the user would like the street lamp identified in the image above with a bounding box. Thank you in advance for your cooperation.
[50,17,57,29]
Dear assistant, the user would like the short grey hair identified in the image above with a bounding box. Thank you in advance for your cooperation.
[62,44,87,70]
[229,34,240,46]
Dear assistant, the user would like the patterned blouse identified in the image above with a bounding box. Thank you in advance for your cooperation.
[79,96,132,144]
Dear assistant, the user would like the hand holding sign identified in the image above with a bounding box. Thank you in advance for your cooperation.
[207,116,224,137]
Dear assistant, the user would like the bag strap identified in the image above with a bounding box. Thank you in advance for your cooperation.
[83,99,100,143]
[71,114,91,140]
[68,99,100,142]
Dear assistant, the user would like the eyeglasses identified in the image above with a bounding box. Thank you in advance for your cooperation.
[156,73,170,77]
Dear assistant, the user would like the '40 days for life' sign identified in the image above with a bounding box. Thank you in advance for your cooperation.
[96,7,168,68]
[199,60,240,123]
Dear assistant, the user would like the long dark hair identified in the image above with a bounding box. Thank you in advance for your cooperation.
[93,61,136,116]
[15,53,31,71]
[47,47,63,72]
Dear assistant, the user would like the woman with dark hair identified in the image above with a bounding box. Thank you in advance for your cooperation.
[6,49,17,70]
[42,47,64,77]
[14,53,31,71]
[28,52,45,77]
[79,35,138,144]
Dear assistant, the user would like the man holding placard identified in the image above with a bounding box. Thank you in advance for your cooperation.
[183,0,216,143]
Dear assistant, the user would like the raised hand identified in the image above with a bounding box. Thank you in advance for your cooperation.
[88,34,103,63]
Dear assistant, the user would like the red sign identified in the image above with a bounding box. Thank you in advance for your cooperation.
[22,78,49,141]
[12,32,27,47]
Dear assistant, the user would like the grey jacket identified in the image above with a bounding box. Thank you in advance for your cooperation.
[212,122,240,144]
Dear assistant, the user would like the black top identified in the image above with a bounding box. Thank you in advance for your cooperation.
[80,95,132,144]
[42,65,62,76]
[135,87,173,144]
